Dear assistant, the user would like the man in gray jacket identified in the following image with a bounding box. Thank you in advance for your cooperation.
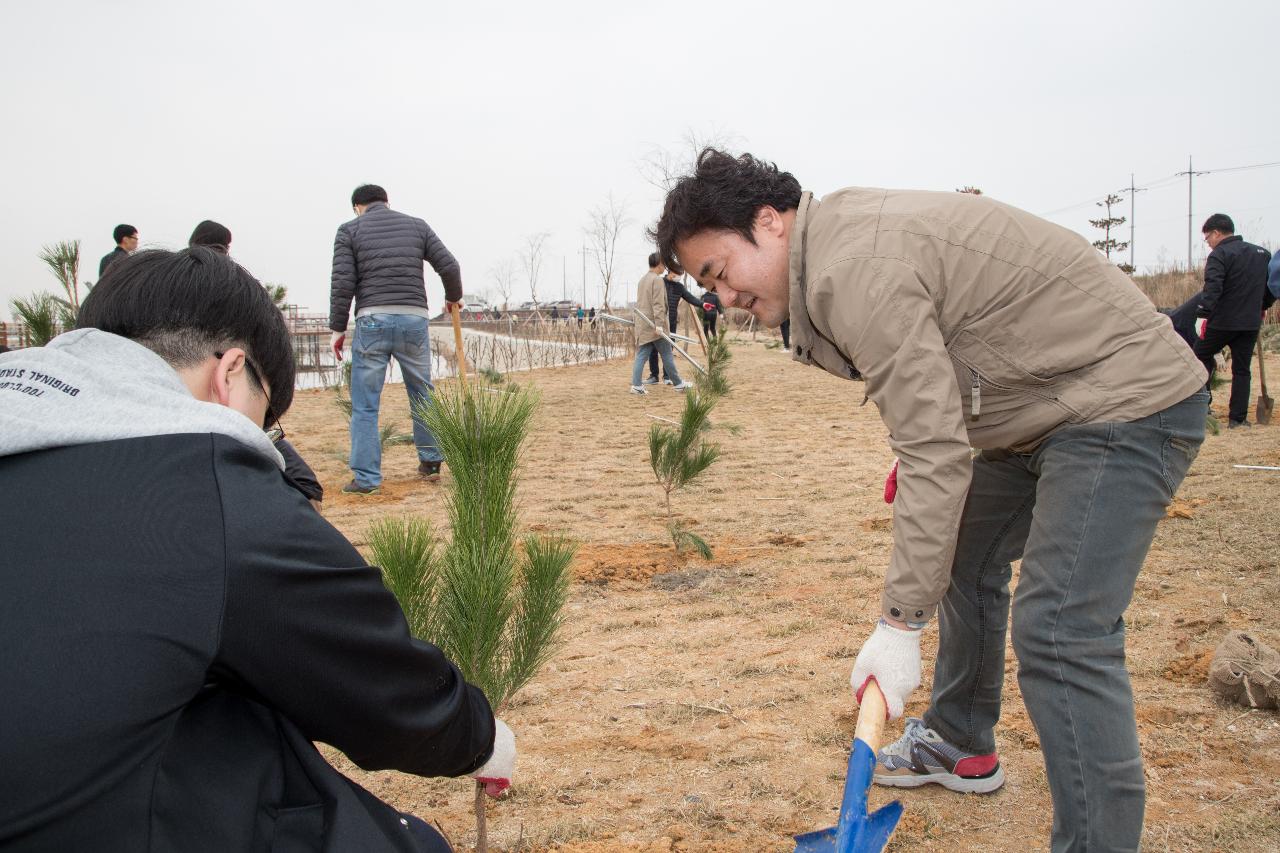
[653,150,1207,853]
[329,185,463,493]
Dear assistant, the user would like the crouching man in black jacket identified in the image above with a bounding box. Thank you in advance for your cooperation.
[0,248,513,852]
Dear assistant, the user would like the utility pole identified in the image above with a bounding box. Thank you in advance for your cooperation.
[581,240,587,307]
[562,256,566,300]
[1117,173,1146,271]
[1175,156,1207,271]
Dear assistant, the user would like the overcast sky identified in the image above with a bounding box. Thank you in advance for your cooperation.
[3,0,1277,318]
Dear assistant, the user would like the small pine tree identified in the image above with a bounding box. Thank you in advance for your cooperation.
[1089,194,1129,260]
[370,382,573,852]
[10,292,62,346]
[647,333,732,557]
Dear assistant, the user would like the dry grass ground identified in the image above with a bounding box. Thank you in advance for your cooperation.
[285,337,1279,852]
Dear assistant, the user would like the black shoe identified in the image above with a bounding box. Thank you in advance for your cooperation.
[342,480,380,495]
[419,460,442,481]
[1227,420,1251,429]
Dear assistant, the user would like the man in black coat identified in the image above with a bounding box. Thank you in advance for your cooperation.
[98,223,138,277]
[0,248,513,852]
[1192,213,1276,427]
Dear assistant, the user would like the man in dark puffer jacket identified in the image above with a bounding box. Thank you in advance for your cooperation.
[328,185,463,493]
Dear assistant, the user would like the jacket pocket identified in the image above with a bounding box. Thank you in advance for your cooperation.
[268,803,325,853]
[949,331,1086,420]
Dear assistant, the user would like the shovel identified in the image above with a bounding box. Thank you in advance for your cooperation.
[794,681,902,853]
[1256,337,1273,425]
[449,303,469,389]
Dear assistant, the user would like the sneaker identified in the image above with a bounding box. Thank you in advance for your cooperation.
[1227,420,1251,429]
[418,460,442,481]
[672,381,693,392]
[874,718,1005,794]
[630,385,648,395]
[663,378,674,386]
[642,376,659,385]
[341,480,380,495]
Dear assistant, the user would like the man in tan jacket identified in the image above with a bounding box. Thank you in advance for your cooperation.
[629,253,690,394]
[653,150,1207,853]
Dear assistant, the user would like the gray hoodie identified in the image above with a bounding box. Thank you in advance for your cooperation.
[0,329,283,469]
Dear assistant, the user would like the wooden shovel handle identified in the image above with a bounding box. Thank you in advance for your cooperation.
[855,679,889,754]
[449,303,468,388]
[1257,336,1269,394]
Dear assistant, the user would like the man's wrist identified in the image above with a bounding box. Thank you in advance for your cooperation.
[880,616,924,632]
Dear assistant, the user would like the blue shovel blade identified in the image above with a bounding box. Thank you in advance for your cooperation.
[794,738,903,853]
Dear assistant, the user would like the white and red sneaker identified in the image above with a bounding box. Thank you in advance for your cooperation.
[875,718,1005,794]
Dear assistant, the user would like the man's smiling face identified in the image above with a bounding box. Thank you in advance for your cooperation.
[675,206,794,328]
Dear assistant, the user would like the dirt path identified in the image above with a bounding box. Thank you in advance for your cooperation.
[287,338,1280,851]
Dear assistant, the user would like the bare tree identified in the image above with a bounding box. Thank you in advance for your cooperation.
[489,257,516,311]
[520,232,548,315]
[584,195,629,310]
[639,127,743,193]
[955,186,984,195]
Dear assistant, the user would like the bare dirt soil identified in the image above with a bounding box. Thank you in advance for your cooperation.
[288,337,1279,851]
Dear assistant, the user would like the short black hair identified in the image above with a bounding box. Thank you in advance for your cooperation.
[113,224,137,245]
[649,148,802,274]
[648,252,661,268]
[77,248,295,421]
[1201,213,1234,234]
[351,184,389,207]
[188,220,232,252]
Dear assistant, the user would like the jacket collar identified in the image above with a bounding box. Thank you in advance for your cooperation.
[786,191,861,380]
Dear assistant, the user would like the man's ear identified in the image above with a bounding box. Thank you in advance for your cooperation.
[754,206,785,238]
[208,349,246,407]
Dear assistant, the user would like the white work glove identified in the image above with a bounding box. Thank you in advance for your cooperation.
[471,718,515,798]
[330,331,346,362]
[850,620,922,721]
[1195,318,1208,339]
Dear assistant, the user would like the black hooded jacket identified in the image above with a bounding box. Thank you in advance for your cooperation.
[0,333,494,852]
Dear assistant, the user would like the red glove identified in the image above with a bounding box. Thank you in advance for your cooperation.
[702,302,715,313]
[883,458,899,504]
[1195,318,1207,339]
[330,332,346,362]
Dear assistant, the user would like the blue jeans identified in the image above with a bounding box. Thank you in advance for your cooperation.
[922,390,1207,853]
[349,314,443,488]
[632,339,682,386]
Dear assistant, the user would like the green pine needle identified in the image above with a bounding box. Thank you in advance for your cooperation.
[365,383,576,711]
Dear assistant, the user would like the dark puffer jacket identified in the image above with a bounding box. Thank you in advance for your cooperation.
[329,202,463,333]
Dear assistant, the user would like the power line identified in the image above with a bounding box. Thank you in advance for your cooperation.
[1037,158,1280,220]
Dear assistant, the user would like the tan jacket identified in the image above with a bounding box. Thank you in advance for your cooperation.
[787,189,1206,623]
[635,271,666,345]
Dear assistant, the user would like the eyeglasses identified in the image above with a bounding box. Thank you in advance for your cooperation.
[214,350,284,440]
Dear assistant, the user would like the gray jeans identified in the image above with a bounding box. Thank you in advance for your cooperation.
[922,390,1207,853]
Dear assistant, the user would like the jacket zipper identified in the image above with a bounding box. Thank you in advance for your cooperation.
[953,354,1078,422]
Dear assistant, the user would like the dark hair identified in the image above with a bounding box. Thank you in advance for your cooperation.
[77,248,295,420]
[1201,213,1234,234]
[113,224,137,244]
[188,220,232,252]
[351,184,389,207]
[647,252,661,268]
[649,148,802,273]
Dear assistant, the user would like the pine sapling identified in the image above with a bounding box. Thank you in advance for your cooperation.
[647,333,732,557]
[369,382,573,852]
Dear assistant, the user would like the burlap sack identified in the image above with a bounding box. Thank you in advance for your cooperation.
[1207,631,1280,710]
